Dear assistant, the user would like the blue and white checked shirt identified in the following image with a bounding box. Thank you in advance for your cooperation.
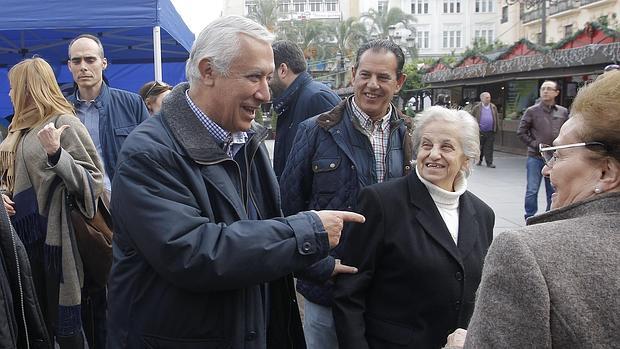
[185,90,247,157]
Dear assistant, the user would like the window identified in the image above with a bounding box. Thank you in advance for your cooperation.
[310,0,321,12]
[443,0,461,14]
[245,0,257,15]
[411,0,429,14]
[474,29,494,44]
[325,0,337,11]
[378,0,388,13]
[501,6,508,23]
[475,0,493,13]
[443,30,462,48]
[293,0,305,12]
[564,24,573,38]
[415,30,430,49]
[278,0,291,13]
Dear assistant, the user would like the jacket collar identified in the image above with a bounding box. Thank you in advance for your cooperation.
[317,96,407,131]
[272,72,312,116]
[527,191,620,226]
[71,82,109,109]
[407,172,479,264]
[160,83,267,164]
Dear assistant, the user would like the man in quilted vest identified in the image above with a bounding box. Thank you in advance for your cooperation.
[280,39,414,348]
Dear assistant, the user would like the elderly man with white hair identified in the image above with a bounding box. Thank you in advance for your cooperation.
[106,15,364,349]
[471,91,499,168]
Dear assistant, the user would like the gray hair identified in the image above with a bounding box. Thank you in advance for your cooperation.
[413,106,480,177]
[479,91,490,99]
[186,16,275,85]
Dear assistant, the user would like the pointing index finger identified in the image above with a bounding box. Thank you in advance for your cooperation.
[338,211,365,223]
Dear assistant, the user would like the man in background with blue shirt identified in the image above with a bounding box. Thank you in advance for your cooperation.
[66,34,149,196]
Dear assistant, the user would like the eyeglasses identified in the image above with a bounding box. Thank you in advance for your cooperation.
[604,64,620,72]
[539,142,607,168]
[144,81,170,99]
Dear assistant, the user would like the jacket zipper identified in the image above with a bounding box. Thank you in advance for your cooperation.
[3,206,30,349]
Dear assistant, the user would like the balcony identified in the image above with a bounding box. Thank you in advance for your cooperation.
[549,0,578,16]
[520,8,542,23]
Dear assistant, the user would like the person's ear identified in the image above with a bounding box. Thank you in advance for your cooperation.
[102,57,108,70]
[198,58,216,87]
[395,73,407,92]
[596,157,620,193]
[278,63,288,78]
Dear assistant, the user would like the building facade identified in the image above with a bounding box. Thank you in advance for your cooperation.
[225,0,357,20]
[498,0,620,45]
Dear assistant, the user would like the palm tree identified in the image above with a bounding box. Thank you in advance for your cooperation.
[362,7,416,39]
[330,17,368,86]
[247,0,279,33]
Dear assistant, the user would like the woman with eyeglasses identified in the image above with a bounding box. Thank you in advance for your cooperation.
[139,80,172,116]
[445,70,620,349]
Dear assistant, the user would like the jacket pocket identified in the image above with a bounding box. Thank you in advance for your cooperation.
[311,157,342,196]
[142,334,230,349]
[312,157,341,173]
[114,125,138,137]
[365,315,414,345]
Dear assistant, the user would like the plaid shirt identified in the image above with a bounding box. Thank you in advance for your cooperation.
[185,90,247,157]
[351,98,392,183]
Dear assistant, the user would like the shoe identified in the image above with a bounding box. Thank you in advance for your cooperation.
[476,161,482,166]
[487,164,496,168]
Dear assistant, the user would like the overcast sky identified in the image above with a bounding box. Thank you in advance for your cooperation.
[171,0,224,34]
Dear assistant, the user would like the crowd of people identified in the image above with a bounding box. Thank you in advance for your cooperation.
[0,14,618,349]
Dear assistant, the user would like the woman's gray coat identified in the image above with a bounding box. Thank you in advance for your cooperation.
[465,192,620,348]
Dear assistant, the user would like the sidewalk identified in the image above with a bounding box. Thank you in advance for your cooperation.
[266,140,548,236]
[467,152,548,235]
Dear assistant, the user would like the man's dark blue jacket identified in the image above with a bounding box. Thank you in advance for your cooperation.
[67,83,149,181]
[272,72,340,179]
[280,98,415,306]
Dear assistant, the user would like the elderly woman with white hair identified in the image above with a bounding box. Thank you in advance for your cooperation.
[333,106,495,349]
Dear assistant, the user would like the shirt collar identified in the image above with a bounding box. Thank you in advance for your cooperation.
[184,90,248,147]
[351,97,392,132]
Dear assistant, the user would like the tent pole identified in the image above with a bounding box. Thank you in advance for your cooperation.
[153,25,163,82]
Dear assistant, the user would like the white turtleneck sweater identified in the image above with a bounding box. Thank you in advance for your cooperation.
[415,166,468,245]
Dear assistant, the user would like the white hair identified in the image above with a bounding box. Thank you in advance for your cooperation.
[479,91,490,99]
[186,16,275,86]
[413,106,481,177]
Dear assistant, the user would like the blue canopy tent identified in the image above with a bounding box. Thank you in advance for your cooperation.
[0,0,195,121]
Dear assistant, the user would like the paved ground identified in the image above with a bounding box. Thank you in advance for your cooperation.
[265,140,550,236]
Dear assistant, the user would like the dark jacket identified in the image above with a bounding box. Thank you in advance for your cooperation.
[333,173,495,349]
[0,202,51,348]
[67,83,149,181]
[470,102,499,132]
[516,102,568,157]
[273,72,341,179]
[107,83,329,349]
[280,98,414,306]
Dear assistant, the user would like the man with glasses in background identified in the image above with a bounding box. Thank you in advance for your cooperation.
[66,34,150,197]
[517,80,569,220]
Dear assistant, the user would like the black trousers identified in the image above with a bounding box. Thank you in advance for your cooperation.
[479,131,495,165]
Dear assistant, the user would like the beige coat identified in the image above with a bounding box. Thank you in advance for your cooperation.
[465,192,620,348]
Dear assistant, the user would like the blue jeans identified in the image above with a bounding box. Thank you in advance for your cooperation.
[525,156,554,219]
[303,299,338,349]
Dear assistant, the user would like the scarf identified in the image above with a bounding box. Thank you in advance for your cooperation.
[0,104,41,194]
[10,114,104,343]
